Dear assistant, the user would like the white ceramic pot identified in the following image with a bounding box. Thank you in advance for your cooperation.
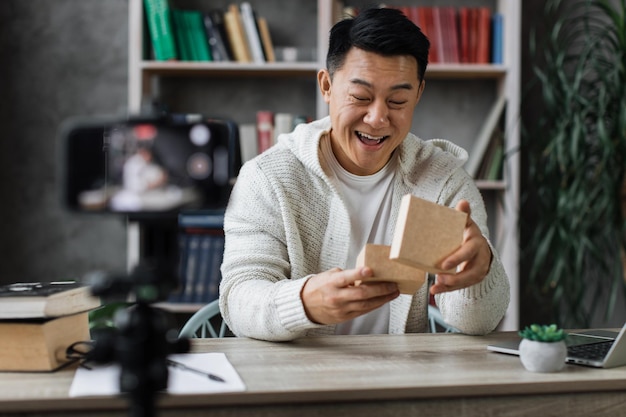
[519,339,567,373]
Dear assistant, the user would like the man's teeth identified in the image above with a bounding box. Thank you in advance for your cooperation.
[357,131,385,144]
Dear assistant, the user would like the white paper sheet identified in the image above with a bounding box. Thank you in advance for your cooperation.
[69,352,246,397]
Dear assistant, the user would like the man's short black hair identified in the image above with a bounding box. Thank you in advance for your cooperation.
[326,7,430,82]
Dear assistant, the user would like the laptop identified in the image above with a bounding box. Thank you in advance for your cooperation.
[487,324,626,368]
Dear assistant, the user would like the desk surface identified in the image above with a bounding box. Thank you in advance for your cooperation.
[2,332,626,416]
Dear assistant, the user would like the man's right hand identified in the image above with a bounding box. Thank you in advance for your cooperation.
[300,267,400,325]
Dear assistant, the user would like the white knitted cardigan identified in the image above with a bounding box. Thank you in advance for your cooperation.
[219,117,510,341]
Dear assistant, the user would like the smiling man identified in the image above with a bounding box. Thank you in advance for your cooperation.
[219,7,510,341]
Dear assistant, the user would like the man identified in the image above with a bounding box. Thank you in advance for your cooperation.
[219,7,510,341]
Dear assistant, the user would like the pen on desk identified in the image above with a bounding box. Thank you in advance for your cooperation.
[166,359,226,383]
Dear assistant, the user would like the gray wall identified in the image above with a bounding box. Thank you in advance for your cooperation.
[0,1,129,285]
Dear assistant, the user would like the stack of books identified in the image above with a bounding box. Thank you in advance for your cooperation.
[144,1,276,63]
[0,281,101,371]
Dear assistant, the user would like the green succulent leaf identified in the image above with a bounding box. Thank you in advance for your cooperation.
[519,324,567,342]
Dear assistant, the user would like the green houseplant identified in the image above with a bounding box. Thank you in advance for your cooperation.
[518,324,567,372]
[522,0,626,328]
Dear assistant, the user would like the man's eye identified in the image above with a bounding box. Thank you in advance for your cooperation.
[351,95,369,102]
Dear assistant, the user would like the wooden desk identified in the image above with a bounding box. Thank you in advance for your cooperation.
[2,332,626,417]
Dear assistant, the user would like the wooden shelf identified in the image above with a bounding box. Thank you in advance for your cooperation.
[426,64,507,79]
[139,61,507,79]
[475,180,507,190]
[140,60,321,77]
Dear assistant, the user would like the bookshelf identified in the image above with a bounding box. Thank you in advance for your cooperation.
[127,0,520,329]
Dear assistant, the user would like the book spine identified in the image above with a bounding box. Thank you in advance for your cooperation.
[256,110,274,154]
[182,234,201,303]
[238,122,258,163]
[194,235,212,303]
[491,12,504,64]
[273,113,294,143]
[256,16,275,62]
[240,2,265,63]
[476,7,492,64]
[203,10,231,61]
[207,232,225,303]
[183,10,201,61]
[179,210,225,228]
[171,10,189,61]
[169,232,188,302]
[189,10,212,61]
[143,0,177,61]
[224,6,252,62]
[458,7,470,63]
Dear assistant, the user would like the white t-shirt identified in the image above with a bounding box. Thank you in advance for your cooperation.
[319,137,396,335]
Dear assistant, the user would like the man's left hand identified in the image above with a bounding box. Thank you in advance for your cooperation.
[429,199,492,295]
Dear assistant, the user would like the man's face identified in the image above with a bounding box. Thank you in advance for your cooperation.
[318,47,424,176]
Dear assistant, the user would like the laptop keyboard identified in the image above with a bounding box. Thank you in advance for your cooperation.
[568,341,614,361]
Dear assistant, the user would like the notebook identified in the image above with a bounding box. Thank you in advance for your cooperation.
[487,324,626,368]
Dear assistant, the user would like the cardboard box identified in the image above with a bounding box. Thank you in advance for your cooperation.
[389,194,467,274]
[355,244,426,294]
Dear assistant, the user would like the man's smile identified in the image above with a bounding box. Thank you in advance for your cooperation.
[356,131,389,146]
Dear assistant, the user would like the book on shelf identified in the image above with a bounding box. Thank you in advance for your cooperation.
[491,12,504,64]
[475,7,492,64]
[396,5,499,65]
[171,9,190,61]
[476,117,505,181]
[239,122,258,163]
[143,0,178,61]
[256,110,274,154]
[465,95,506,179]
[0,281,101,319]
[224,4,252,63]
[240,2,266,63]
[239,112,311,163]
[274,113,294,143]
[188,9,213,61]
[0,311,90,371]
[256,16,275,62]
[203,9,234,61]
[172,9,212,62]
[169,211,225,304]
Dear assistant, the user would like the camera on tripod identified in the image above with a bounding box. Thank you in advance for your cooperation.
[60,113,240,417]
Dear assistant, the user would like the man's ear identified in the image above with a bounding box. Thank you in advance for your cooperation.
[317,69,332,103]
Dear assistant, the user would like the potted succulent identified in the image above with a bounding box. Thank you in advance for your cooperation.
[518,324,567,373]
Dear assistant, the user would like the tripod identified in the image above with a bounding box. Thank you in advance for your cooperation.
[87,260,189,417]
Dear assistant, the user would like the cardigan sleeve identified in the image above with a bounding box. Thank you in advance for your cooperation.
[433,167,511,335]
[218,157,325,341]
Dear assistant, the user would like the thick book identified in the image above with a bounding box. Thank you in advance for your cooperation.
[238,122,258,163]
[189,9,213,61]
[256,110,274,154]
[143,0,178,60]
[257,16,275,62]
[240,2,265,63]
[0,281,101,319]
[465,95,506,178]
[0,311,90,371]
[224,4,252,62]
[203,9,233,61]
[491,12,504,64]
[171,9,193,61]
[475,7,492,64]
